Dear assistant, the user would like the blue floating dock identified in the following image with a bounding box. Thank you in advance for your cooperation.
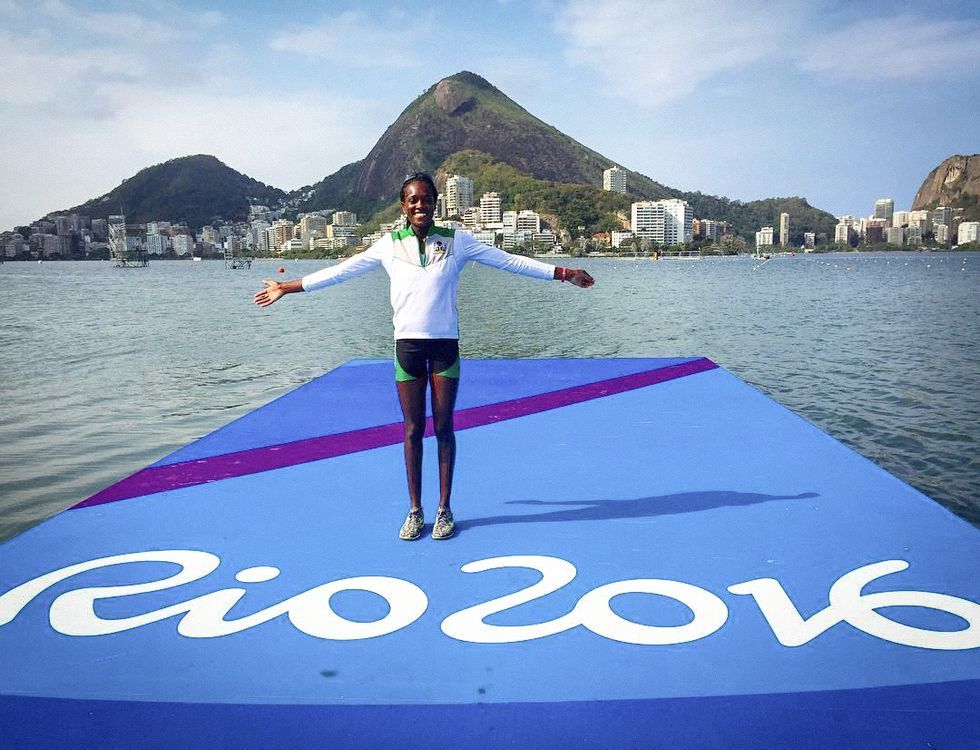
[1,358,978,748]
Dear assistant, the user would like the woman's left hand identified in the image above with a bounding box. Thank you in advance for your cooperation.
[566,269,595,288]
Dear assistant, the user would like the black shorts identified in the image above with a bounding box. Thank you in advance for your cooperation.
[395,339,460,381]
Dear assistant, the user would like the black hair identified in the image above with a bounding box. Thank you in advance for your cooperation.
[400,172,438,202]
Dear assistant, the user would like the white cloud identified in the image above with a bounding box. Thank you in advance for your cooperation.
[555,0,799,108]
[269,10,421,67]
[0,30,145,107]
[0,70,384,226]
[798,15,980,81]
[40,0,181,44]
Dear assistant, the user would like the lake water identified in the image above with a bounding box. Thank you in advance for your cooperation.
[1,252,977,541]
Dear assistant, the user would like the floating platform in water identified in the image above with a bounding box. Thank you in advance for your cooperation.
[1,358,978,748]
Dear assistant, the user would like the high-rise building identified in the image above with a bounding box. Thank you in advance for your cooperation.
[332,211,358,227]
[662,199,693,244]
[892,210,909,227]
[603,166,627,193]
[479,192,502,224]
[631,199,693,244]
[874,198,895,228]
[632,202,664,242]
[756,226,775,247]
[934,223,949,244]
[779,212,789,246]
[932,206,953,231]
[445,174,474,217]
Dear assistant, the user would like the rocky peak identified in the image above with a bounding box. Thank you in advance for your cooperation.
[911,154,980,212]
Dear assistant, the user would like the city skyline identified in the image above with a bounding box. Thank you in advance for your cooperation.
[1,0,978,231]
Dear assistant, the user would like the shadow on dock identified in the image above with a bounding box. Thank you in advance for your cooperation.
[461,490,819,530]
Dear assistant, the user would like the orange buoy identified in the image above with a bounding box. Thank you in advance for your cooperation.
[278,267,285,274]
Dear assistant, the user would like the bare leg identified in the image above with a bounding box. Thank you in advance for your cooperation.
[429,373,459,510]
[396,377,427,510]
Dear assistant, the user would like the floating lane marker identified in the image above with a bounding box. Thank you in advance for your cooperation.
[75,357,717,508]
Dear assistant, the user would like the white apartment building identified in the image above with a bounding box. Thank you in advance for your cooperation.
[756,226,775,247]
[462,207,482,230]
[957,221,980,244]
[311,237,350,253]
[631,199,693,244]
[445,174,474,217]
[892,211,909,227]
[835,223,851,244]
[480,192,502,224]
[611,230,633,248]
[501,231,535,251]
[172,234,194,257]
[516,210,541,233]
[332,211,357,227]
[885,226,905,245]
[632,202,665,242]
[934,224,949,244]
[533,231,557,249]
[603,166,627,193]
[502,211,518,233]
[470,230,496,246]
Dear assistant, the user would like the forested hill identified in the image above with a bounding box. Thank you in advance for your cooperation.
[63,155,286,230]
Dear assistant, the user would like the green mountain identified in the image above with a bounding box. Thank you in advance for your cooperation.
[292,71,837,242]
[62,155,286,230]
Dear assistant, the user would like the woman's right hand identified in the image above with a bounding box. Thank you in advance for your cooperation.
[253,279,286,307]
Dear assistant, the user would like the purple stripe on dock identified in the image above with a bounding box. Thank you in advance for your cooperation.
[75,358,717,508]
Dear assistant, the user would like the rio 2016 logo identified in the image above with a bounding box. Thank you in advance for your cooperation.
[1,551,978,650]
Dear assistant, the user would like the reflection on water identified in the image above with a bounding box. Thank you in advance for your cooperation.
[1,252,977,540]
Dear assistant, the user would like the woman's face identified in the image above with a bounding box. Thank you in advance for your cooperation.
[402,181,436,235]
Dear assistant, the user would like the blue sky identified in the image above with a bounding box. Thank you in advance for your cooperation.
[1,0,978,230]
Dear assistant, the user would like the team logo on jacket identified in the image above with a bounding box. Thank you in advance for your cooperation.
[433,240,446,254]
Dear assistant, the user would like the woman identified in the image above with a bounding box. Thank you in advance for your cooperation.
[254,172,594,540]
